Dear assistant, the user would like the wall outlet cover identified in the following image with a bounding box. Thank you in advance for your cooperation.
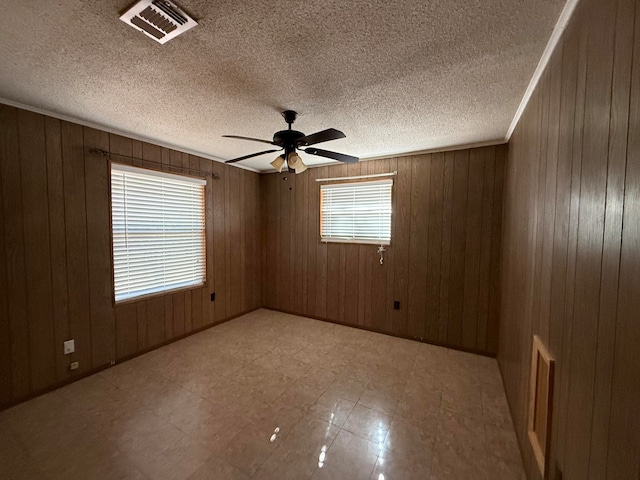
[63,339,75,355]
[69,361,79,371]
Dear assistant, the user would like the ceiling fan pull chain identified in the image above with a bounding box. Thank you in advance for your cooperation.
[377,244,386,265]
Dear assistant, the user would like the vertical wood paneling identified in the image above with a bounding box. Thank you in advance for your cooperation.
[557,16,589,473]
[315,168,328,319]
[262,173,274,308]
[487,145,505,354]
[564,1,615,476]
[425,153,444,342]
[136,301,147,351]
[0,104,9,401]
[393,158,412,336]
[530,69,549,349]
[115,303,137,359]
[546,31,575,476]
[361,162,374,329]
[371,160,390,332]
[62,121,92,374]
[191,288,202,333]
[277,172,291,311]
[592,0,636,477]
[407,155,429,339]
[300,168,309,314]
[212,160,227,321]
[0,107,262,407]
[448,150,469,346]
[164,296,174,341]
[538,51,562,346]
[110,135,139,361]
[262,147,504,353]
[18,110,56,390]
[326,242,341,322]
[184,290,192,333]
[384,158,398,333]
[172,292,185,337]
[338,244,347,323]
[146,297,165,348]
[228,168,242,316]
[439,151,455,345]
[461,148,484,350]
[170,149,182,170]
[0,140,9,403]
[240,171,248,312]
[606,0,640,477]
[84,128,115,367]
[499,0,640,478]
[292,170,304,315]
[201,157,214,327]
[131,140,142,160]
[44,117,69,382]
[224,166,234,315]
[476,148,495,351]
[306,168,318,315]
[0,105,29,399]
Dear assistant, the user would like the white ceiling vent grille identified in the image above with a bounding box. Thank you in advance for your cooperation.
[120,0,197,44]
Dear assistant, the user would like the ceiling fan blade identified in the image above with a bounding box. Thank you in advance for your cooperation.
[296,128,346,147]
[222,135,276,146]
[303,147,359,164]
[225,149,281,164]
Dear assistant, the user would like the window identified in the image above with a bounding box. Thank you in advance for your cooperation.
[110,163,206,303]
[320,179,392,244]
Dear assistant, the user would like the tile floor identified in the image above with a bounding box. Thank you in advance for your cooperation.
[0,309,525,479]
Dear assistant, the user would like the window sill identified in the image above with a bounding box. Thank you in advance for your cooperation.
[113,282,207,306]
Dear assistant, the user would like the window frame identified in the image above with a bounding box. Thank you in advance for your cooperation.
[319,178,394,246]
[109,161,208,305]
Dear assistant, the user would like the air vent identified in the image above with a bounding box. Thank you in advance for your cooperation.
[120,0,197,44]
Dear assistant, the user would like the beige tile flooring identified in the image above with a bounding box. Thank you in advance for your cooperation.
[0,309,525,480]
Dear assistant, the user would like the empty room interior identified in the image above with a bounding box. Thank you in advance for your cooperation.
[0,0,638,479]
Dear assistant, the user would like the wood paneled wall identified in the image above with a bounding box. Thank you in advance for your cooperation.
[498,0,640,478]
[0,105,262,407]
[261,146,506,355]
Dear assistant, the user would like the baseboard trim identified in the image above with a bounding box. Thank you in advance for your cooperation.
[264,307,497,358]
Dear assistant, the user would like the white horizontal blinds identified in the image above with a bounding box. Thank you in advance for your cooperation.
[111,163,206,302]
[320,179,392,244]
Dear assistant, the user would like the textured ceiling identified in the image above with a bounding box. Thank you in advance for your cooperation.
[0,0,565,172]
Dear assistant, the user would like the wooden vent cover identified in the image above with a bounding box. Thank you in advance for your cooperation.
[528,335,555,478]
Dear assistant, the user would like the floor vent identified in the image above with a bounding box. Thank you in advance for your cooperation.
[120,0,197,44]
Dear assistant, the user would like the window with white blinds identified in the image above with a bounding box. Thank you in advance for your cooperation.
[110,163,206,303]
[320,179,392,244]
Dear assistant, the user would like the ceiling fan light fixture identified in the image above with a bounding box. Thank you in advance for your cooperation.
[270,155,285,172]
[287,152,307,174]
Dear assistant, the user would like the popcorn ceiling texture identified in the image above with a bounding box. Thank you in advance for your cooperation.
[0,0,565,171]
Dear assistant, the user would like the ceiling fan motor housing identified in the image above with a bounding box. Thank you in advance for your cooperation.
[273,130,305,154]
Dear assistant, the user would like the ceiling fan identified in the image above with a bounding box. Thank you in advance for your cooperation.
[223,110,359,173]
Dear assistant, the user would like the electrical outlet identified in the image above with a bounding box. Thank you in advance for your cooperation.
[69,361,79,371]
[63,339,75,355]
[393,301,401,310]
[210,292,215,301]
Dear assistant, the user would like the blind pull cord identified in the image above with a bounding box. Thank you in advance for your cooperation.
[377,245,386,265]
